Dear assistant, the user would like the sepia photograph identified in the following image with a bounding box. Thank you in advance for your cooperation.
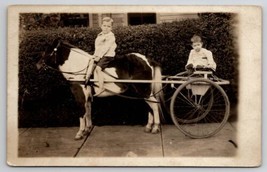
[7,5,261,166]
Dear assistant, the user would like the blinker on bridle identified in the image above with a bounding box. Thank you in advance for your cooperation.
[49,40,61,64]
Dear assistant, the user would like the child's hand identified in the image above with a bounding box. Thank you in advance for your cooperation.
[207,64,214,69]
[185,63,193,70]
[207,64,216,71]
[195,65,204,69]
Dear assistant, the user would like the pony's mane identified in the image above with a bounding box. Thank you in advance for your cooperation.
[61,41,77,49]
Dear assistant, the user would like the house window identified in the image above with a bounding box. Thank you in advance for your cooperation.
[60,13,89,27]
[128,13,156,25]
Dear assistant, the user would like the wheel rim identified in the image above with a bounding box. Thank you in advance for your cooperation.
[170,78,230,139]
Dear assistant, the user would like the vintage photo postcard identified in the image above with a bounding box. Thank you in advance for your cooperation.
[7,5,262,166]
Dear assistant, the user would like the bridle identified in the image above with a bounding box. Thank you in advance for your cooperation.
[41,41,90,75]
[49,40,62,64]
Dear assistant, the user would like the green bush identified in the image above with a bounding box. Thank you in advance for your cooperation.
[19,13,238,104]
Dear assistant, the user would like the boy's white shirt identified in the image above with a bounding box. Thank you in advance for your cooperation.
[94,31,117,58]
[186,48,217,71]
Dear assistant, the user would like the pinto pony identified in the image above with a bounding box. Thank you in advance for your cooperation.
[36,38,164,140]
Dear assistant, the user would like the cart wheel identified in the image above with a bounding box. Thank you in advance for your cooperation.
[170,78,230,139]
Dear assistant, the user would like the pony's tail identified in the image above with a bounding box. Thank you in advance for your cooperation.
[152,65,166,123]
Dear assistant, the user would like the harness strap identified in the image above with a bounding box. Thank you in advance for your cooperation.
[91,83,166,103]
[42,63,88,75]
[102,70,119,79]
[103,88,161,103]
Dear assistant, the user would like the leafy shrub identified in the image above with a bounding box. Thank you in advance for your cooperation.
[19,13,238,126]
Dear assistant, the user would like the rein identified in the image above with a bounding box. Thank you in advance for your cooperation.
[94,83,168,103]
[103,88,161,103]
[41,63,88,75]
[60,67,88,75]
[102,70,119,79]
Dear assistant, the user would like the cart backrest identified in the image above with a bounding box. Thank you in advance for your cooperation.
[192,71,213,79]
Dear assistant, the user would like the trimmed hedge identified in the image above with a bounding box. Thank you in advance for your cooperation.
[19,13,238,126]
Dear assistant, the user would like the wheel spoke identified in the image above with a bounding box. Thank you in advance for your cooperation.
[201,87,214,102]
[178,92,196,107]
[182,108,200,121]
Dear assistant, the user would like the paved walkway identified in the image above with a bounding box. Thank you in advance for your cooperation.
[18,123,237,157]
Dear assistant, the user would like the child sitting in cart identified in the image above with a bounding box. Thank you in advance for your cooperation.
[185,35,216,73]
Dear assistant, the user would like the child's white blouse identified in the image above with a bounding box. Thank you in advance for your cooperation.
[94,31,117,58]
[186,48,217,71]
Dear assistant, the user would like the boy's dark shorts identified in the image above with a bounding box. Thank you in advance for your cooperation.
[96,56,114,70]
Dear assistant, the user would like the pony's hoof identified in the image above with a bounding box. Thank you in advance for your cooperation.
[144,127,152,133]
[74,134,83,140]
[83,126,93,136]
[82,130,90,136]
[151,128,160,134]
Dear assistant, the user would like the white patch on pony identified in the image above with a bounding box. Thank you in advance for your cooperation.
[104,67,118,78]
[131,53,154,77]
[93,67,122,95]
[59,48,93,80]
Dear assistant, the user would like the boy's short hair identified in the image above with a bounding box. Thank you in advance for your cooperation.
[191,35,202,43]
[102,17,114,24]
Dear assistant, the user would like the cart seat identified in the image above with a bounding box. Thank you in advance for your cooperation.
[192,70,213,79]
